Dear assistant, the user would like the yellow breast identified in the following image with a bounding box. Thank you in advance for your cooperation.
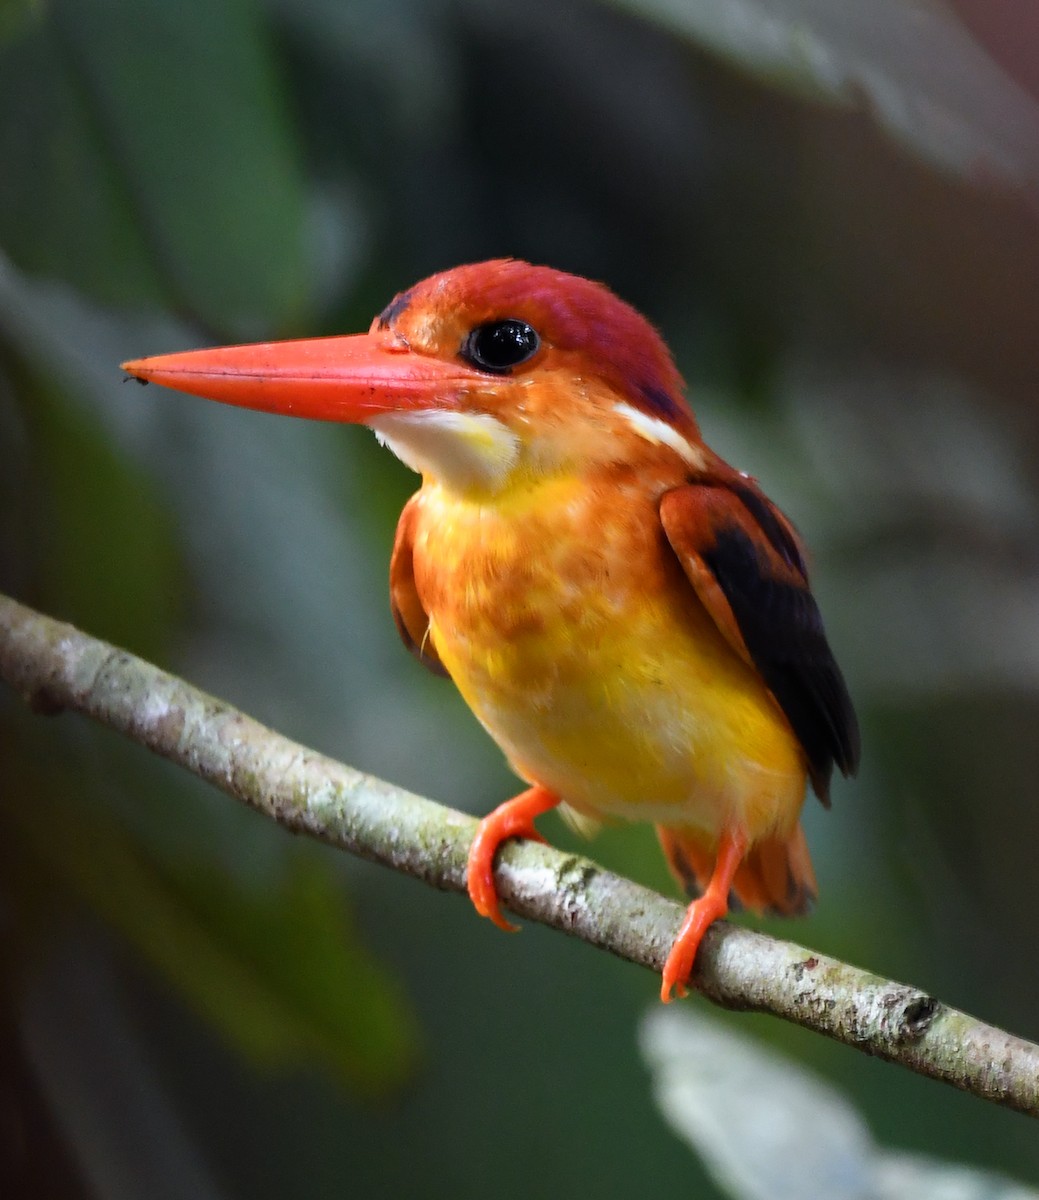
[410,469,806,840]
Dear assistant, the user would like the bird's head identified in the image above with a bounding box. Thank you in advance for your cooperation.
[123,260,707,493]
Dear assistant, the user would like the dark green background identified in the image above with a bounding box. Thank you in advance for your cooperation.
[2,0,1039,1195]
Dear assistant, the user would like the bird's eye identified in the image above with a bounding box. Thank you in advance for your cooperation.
[460,319,541,374]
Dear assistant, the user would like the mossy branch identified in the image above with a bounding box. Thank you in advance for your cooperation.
[2,591,1037,1118]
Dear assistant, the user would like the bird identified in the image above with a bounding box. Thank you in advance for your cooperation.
[122,259,860,1001]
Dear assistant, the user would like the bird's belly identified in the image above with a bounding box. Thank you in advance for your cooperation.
[414,483,806,838]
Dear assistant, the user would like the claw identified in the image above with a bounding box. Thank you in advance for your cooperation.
[660,827,748,1002]
[467,785,559,932]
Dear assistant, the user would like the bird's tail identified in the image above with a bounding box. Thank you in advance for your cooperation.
[656,823,817,916]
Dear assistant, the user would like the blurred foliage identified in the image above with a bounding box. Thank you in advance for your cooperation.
[608,0,1039,191]
[642,1007,1039,1199]
[0,0,308,329]
[1,0,1039,1196]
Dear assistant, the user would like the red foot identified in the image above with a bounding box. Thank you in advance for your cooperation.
[467,786,559,932]
[660,828,748,1002]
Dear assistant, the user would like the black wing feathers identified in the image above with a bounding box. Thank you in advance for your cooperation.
[727,480,807,574]
[700,522,859,804]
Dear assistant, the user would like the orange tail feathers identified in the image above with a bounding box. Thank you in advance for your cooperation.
[656,823,817,917]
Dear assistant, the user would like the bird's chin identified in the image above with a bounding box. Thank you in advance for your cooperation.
[368,409,521,492]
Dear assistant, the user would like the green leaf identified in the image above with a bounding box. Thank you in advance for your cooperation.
[603,0,1039,194]
[0,0,310,333]
[0,0,40,46]
[54,0,309,333]
[0,19,166,306]
[160,851,422,1093]
[6,749,419,1095]
[27,375,183,666]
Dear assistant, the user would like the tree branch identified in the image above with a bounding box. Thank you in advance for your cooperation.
[1,591,1037,1118]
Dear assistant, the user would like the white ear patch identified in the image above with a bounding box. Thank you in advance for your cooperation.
[368,409,520,491]
[612,401,704,468]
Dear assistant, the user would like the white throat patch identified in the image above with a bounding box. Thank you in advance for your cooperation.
[368,409,520,491]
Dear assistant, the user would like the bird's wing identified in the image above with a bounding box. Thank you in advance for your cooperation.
[389,494,448,678]
[659,478,860,804]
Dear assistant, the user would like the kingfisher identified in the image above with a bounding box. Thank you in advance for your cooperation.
[123,260,859,1001]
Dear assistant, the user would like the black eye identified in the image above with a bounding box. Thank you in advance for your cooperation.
[460,319,541,374]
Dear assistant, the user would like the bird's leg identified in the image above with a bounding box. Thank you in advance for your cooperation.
[661,827,748,1003]
[467,785,560,932]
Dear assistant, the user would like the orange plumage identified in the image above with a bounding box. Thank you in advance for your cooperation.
[123,260,860,1000]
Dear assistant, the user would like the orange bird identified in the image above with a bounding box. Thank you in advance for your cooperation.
[123,260,859,1001]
